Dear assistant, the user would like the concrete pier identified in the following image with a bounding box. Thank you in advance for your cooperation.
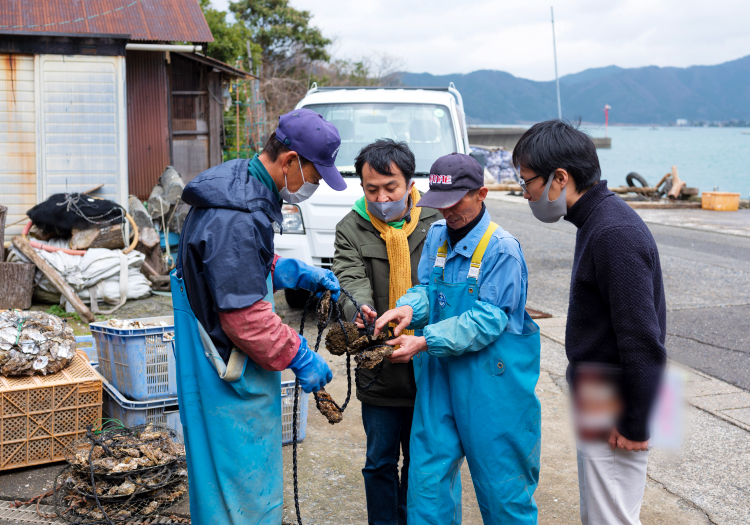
[468,126,611,149]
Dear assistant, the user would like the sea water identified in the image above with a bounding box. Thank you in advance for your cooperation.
[582,126,750,199]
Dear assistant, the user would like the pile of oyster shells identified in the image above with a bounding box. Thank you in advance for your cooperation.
[0,310,76,377]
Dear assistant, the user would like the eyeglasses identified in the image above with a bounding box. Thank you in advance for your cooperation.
[515,166,544,193]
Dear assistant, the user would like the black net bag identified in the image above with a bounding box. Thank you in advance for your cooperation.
[27,193,125,236]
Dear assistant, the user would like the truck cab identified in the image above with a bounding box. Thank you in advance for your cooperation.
[274,84,471,306]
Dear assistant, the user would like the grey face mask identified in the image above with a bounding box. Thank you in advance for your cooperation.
[528,173,567,223]
[366,186,412,222]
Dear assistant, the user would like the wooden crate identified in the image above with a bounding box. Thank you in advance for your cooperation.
[0,351,102,471]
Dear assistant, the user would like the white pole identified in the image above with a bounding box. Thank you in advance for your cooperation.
[551,6,562,120]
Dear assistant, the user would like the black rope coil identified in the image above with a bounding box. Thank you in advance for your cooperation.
[291,287,388,525]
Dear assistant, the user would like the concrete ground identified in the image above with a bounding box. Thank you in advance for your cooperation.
[2,194,748,524]
[281,323,712,525]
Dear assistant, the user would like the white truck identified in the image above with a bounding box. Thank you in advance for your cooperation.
[273,83,475,307]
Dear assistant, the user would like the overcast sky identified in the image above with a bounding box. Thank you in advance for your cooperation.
[211,0,750,81]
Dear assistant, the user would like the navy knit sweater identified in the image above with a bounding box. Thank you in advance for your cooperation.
[565,181,667,441]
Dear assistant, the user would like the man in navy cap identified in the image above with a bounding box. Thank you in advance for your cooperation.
[171,108,346,525]
[375,153,542,524]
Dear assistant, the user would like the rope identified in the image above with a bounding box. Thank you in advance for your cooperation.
[291,287,386,525]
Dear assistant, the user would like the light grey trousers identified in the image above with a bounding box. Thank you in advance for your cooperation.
[576,441,649,525]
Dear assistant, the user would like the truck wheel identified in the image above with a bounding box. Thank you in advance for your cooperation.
[284,288,311,309]
[626,172,650,188]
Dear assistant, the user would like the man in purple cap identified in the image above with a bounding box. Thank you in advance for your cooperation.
[375,153,542,524]
[172,109,347,524]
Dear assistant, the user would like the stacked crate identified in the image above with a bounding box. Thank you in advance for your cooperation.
[0,351,102,471]
[90,317,307,444]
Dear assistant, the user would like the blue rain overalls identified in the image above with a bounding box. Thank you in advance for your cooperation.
[408,222,542,525]
[171,263,282,524]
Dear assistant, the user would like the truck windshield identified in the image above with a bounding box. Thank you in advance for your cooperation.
[304,103,457,175]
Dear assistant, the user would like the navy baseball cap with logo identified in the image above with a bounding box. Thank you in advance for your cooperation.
[418,153,484,209]
[275,108,347,191]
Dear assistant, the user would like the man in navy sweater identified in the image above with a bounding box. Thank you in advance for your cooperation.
[514,120,667,525]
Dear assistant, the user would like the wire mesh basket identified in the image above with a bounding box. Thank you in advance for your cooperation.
[52,466,187,523]
[53,423,187,523]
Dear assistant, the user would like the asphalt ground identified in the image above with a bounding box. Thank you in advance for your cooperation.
[484,194,750,391]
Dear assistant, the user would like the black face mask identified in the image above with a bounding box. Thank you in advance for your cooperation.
[447,202,485,248]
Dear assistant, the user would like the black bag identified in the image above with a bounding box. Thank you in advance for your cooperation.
[27,193,125,237]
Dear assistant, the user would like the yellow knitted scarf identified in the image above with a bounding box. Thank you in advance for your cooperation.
[365,184,422,336]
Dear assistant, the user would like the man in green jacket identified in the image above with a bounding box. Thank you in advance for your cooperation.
[333,139,439,525]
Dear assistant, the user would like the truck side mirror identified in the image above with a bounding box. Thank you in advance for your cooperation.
[469,150,487,170]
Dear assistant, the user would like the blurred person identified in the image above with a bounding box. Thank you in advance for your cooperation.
[332,139,440,525]
[375,153,541,524]
[514,120,667,525]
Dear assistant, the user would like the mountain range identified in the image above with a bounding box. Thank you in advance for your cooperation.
[399,55,750,125]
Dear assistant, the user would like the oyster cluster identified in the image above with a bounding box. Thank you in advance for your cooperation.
[71,424,185,474]
[64,463,187,500]
[307,292,396,427]
[106,318,168,329]
[325,322,394,369]
[315,388,343,425]
[0,311,76,376]
[58,471,187,520]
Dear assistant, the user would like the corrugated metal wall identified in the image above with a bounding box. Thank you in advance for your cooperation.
[126,50,169,200]
[0,54,36,236]
[36,54,128,206]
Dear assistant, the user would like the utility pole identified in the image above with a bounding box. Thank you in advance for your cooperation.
[551,6,562,120]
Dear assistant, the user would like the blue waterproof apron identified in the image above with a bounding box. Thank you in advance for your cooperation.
[171,262,282,524]
[408,223,542,525]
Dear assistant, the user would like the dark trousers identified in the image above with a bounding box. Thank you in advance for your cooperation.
[361,403,414,525]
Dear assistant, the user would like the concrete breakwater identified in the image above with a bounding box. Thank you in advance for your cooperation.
[468,126,612,150]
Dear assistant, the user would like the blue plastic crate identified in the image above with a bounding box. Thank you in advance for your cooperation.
[75,335,98,364]
[89,316,176,401]
[99,370,183,441]
[98,367,308,445]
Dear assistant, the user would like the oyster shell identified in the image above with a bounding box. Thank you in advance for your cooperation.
[354,345,395,369]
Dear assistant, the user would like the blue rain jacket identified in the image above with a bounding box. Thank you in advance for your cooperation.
[398,209,529,355]
[180,157,283,363]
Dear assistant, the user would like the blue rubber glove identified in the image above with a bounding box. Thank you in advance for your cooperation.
[274,258,341,300]
[288,335,333,393]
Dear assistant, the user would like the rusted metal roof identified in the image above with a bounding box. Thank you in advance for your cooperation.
[0,0,214,43]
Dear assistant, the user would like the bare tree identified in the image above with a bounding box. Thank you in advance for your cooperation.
[259,49,406,134]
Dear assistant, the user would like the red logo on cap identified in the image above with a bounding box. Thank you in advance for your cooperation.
[429,174,452,185]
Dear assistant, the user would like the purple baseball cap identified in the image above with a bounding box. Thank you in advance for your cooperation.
[275,108,347,191]
[418,153,484,209]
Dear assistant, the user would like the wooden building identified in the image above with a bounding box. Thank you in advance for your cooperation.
[0,0,252,235]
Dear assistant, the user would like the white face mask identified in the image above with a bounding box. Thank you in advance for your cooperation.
[279,155,319,204]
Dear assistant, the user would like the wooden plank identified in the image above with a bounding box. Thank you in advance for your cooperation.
[11,236,95,323]
[626,202,701,210]
[486,183,522,191]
